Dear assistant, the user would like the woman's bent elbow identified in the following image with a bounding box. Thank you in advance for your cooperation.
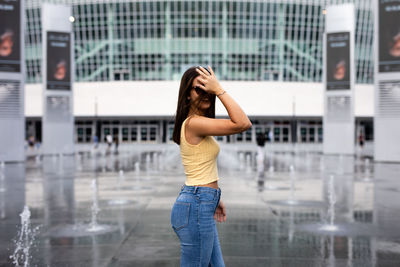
[241,122,252,131]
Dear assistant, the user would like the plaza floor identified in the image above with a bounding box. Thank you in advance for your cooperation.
[1,144,400,267]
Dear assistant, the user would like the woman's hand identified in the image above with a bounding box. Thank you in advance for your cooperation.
[214,200,227,223]
[195,66,224,95]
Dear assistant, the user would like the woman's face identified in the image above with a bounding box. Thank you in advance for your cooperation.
[334,62,345,80]
[390,36,400,57]
[54,62,66,80]
[0,33,13,57]
[189,76,211,112]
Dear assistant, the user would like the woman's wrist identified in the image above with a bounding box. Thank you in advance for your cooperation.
[215,88,225,96]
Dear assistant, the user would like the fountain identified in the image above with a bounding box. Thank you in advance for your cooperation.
[153,152,159,170]
[319,156,325,172]
[158,150,165,170]
[0,172,5,193]
[35,155,41,166]
[218,148,241,172]
[0,190,4,219]
[58,154,64,174]
[337,155,344,175]
[305,152,313,171]
[88,179,102,232]
[45,179,118,237]
[238,152,244,170]
[245,153,252,174]
[326,234,335,267]
[145,153,151,171]
[268,165,274,174]
[287,165,297,205]
[256,146,265,177]
[10,206,40,267]
[360,158,373,182]
[361,166,373,182]
[250,151,289,191]
[319,175,338,231]
[130,161,153,191]
[295,174,380,237]
[101,160,152,193]
[134,161,140,175]
[108,170,133,205]
[264,164,326,208]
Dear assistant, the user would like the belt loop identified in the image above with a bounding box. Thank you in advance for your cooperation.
[194,186,198,194]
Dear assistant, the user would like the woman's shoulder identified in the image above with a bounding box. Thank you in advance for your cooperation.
[184,114,202,125]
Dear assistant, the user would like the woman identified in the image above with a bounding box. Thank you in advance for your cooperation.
[171,66,252,266]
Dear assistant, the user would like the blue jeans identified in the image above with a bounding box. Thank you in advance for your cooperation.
[171,185,225,267]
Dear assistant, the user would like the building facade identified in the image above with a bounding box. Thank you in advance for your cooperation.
[24,0,375,144]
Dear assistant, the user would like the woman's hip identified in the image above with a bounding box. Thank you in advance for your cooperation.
[171,186,220,231]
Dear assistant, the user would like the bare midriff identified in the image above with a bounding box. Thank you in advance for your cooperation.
[195,180,219,189]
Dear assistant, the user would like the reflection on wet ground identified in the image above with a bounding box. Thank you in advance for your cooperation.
[1,144,400,266]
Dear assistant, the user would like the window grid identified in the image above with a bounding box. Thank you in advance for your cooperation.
[24,0,374,84]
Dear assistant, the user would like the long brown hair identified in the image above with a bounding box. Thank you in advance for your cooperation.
[172,66,216,145]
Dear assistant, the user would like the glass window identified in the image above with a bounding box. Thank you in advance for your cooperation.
[24,1,374,83]
[301,127,307,142]
[85,128,92,142]
[122,127,129,141]
[309,127,315,142]
[274,128,280,142]
[150,127,157,141]
[168,127,173,141]
[245,130,252,142]
[282,127,289,142]
[141,127,148,141]
[131,127,137,141]
[236,132,243,142]
[318,127,323,142]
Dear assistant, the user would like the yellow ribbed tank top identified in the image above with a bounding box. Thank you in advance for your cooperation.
[180,116,220,186]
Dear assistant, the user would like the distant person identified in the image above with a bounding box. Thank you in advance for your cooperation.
[28,136,35,149]
[171,66,252,266]
[358,133,364,149]
[256,132,266,147]
[114,135,119,153]
[256,132,266,178]
[106,134,113,149]
[268,130,273,143]
[92,135,99,149]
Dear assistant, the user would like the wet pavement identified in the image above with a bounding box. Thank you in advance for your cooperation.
[1,144,400,266]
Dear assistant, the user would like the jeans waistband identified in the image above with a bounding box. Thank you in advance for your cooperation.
[181,184,221,195]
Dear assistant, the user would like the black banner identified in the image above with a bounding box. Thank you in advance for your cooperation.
[0,0,20,72]
[379,0,400,73]
[326,32,351,90]
[47,31,71,90]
